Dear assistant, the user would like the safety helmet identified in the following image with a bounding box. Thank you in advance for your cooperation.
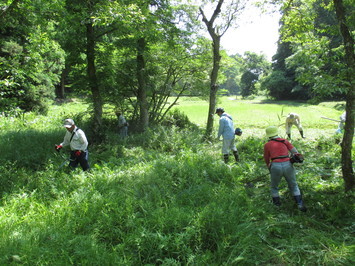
[265,126,279,138]
[215,107,224,113]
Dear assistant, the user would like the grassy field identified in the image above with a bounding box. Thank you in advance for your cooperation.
[0,97,353,265]
[172,96,345,138]
[172,96,346,127]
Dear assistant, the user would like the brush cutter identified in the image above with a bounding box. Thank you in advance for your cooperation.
[54,150,71,171]
[321,116,341,123]
[243,172,270,188]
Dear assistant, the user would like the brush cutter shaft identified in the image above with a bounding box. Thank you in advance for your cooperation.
[321,116,341,122]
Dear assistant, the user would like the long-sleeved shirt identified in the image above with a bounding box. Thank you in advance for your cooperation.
[217,113,235,140]
[118,115,127,128]
[340,112,346,122]
[263,137,298,166]
[60,126,88,151]
[286,113,301,125]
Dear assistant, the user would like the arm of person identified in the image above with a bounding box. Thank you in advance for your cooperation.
[290,147,299,155]
[263,144,271,168]
[217,119,224,139]
[296,115,300,124]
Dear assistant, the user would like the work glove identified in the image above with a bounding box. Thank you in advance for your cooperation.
[55,144,62,152]
[75,150,82,157]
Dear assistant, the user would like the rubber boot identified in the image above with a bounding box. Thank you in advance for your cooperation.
[300,130,305,138]
[233,150,239,162]
[223,154,229,164]
[294,195,307,212]
[272,197,281,206]
[287,133,291,139]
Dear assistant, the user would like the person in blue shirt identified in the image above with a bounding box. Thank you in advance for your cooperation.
[216,107,239,163]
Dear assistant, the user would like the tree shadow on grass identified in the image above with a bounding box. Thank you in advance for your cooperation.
[257,99,310,106]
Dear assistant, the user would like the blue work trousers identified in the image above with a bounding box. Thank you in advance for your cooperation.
[69,150,90,171]
[269,161,301,197]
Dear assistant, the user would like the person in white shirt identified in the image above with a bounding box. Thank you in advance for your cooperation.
[117,112,128,138]
[336,112,346,134]
[55,118,90,171]
[285,113,304,139]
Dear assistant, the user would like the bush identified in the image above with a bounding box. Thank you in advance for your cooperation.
[161,108,197,129]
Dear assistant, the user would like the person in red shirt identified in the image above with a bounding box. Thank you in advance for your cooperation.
[263,126,306,212]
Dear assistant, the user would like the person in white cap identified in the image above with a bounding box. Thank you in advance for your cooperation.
[285,112,304,139]
[55,118,90,171]
[264,126,306,212]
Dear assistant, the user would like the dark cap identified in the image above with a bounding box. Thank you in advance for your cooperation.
[215,107,224,113]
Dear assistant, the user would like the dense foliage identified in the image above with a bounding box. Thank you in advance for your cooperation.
[262,0,354,101]
[1,1,352,114]
[0,0,65,114]
[0,99,353,265]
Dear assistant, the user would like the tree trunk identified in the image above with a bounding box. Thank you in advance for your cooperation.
[56,65,69,99]
[199,1,224,140]
[333,0,355,191]
[86,22,103,137]
[205,38,221,139]
[136,37,149,131]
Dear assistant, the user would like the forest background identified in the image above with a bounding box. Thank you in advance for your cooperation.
[0,0,354,264]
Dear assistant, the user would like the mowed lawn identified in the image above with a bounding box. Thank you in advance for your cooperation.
[172,96,345,139]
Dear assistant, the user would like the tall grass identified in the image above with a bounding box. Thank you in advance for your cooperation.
[0,98,353,265]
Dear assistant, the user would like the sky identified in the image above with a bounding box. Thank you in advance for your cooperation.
[220,6,281,61]
[197,0,282,61]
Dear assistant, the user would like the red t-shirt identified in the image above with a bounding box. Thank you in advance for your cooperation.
[263,138,294,166]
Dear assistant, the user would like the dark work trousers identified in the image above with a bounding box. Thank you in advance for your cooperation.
[69,150,90,171]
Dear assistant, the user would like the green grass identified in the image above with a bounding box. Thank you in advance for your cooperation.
[0,97,353,265]
[172,96,345,130]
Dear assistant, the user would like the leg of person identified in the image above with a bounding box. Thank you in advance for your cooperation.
[69,151,79,170]
[294,195,307,212]
[223,154,229,163]
[286,123,292,139]
[230,138,239,162]
[222,139,231,164]
[123,126,128,137]
[232,150,239,162]
[299,131,304,138]
[78,150,90,171]
[296,122,304,138]
[283,162,307,212]
[336,122,344,134]
[269,163,283,206]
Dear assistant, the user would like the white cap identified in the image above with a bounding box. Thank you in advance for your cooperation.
[63,118,75,128]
